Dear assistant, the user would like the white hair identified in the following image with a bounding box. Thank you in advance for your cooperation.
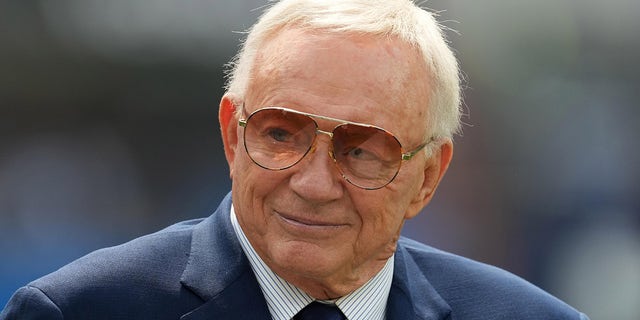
[225,0,462,140]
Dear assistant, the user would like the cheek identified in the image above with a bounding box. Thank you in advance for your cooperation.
[232,153,283,213]
[235,163,296,216]
[352,170,423,234]
[391,166,425,205]
[233,143,276,185]
[352,191,407,241]
[347,193,407,264]
[232,168,292,244]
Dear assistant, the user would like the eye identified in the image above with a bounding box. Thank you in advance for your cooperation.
[266,127,292,142]
[344,146,379,161]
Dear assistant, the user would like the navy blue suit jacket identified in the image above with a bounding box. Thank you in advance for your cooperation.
[1,193,588,319]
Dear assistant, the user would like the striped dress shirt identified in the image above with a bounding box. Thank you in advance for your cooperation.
[230,206,393,320]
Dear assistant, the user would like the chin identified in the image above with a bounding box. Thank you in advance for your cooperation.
[270,241,342,278]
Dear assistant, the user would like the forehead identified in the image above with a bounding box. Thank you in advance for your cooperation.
[247,28,431,142]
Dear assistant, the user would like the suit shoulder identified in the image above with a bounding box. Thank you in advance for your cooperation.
[20,218,207,317]
[37,218,204,284]
[398,237,539,291]
[63,218,201,271]
[397,237,586,319]
[0,285,63,319]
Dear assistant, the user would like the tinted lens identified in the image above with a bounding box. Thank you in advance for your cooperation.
[243,108,317,170]
[332,124,402,189]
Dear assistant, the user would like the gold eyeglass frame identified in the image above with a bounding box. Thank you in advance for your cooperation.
[238,106,432,190]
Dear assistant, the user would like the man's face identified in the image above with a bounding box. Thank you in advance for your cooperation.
[221,28,450,298]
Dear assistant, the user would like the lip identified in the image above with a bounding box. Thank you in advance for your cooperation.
[275,210,345,229]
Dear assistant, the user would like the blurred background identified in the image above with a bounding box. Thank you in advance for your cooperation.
[1,0,638,318]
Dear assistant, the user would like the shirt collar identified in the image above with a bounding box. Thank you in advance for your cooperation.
[230,205,393,320]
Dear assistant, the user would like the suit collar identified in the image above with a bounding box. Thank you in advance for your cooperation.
[179,193,270,319]
[386,240,452,320]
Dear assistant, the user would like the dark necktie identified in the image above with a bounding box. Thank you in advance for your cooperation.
[293,301,346,320]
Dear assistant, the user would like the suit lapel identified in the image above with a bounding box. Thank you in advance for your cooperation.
[179,193,270,320]
[386,242,452,320]
[180,270,270,320]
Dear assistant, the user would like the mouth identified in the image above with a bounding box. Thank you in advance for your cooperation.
[275,211,344,229]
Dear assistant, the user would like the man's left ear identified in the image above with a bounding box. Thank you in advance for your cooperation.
[405,139,454,219]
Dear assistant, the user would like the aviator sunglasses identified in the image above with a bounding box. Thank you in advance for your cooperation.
[239,106,431,190]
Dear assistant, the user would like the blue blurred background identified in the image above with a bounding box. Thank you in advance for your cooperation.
[1,1,638,318]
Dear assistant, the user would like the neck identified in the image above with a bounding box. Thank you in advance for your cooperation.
[273,256,390,300]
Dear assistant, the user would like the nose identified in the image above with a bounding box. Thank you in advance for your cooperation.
[288,133,344,203]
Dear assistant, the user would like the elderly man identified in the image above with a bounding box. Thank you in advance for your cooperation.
[2,0,588,319]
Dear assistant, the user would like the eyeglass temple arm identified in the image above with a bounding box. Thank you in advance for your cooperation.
[401,143,426,160]
[401,136,438,161]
